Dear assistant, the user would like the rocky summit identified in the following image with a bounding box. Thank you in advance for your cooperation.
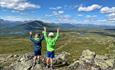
[68,49,115,70]
[0,49,115,70]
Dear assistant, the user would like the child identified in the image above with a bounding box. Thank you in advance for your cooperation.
[29,31,44,65]
[42,27,60,69]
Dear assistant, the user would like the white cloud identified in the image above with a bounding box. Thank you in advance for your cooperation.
[108,13,115,22]
[78,14,83,17]
[100,7,115,13]
[64,5,77,9]
[100,7,115,23]
[51,9,77,23]
[52,11,58,16]
[1,15,39,21]
[57,6,62,9]
[49,6,62,10]
[45,14,53,17]
[108,13,115,17]
[78,4,101,12]
[0,0,40,11]
[74,5,78,8]
[86,15,97,18]
[58,10,64,14]
[52,10,64,16]
[108,18,115,22]
[2,16,24,21]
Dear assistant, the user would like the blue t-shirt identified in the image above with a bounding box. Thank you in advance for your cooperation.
[30,35,44,51]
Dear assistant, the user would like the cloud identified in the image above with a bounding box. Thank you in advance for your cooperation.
[108,13,115,17]
[49,6,62,10]
[2,16,24,21]
[58,10,64,14]
[1,15,39,21]
[78,4,101,12]
[50,9,77,23]
[52,10,64,16]
[100,7,115,13]
[0,0,40,11]
[78,14,83,17]
[108,18,115,22]
[86,15,97,18]
[108,13,115,22]
[57,6,62,9]
[100,7,115,23]
[52,11,58,16]
[45,14,53,17]
[57,15,77,23]
[64,5,77,9]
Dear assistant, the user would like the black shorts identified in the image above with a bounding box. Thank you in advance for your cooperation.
[34,50,41,56]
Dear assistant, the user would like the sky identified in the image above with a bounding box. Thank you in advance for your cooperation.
[0,0,115,25]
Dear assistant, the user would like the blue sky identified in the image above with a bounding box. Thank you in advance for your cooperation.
[0,0,115,25]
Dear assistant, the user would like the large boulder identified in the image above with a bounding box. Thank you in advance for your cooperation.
[12,60,32,70]
[68,61,79,69]
[31,64,43,70]
[68,49,115,70]
[1,49,114,70]
[7,52,70,70]
[9,53,34,70]
[94,55,115,70]
[79,49,96,64]
[54,51,70,65]
[68,49,96,70]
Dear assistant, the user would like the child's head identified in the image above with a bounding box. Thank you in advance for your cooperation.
[48,32,54,38]
[34,33,41,38]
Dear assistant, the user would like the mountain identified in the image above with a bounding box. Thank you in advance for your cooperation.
[58,23,115,30]
[0,20,58,35]
[14,20,57,31]
[0,19,24,28]
[0,19,115,35]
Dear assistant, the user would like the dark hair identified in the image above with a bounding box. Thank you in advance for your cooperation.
[38,34,41,37]
[35,33,41,37]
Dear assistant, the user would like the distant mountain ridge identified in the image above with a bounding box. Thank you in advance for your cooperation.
[0,19,24,28]
[0,19,58,35]
[0,19,115,35]
[14,20,57,31]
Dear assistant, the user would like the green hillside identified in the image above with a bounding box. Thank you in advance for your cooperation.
[0,31,115,63]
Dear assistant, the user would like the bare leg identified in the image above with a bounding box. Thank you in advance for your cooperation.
[50,58,54,69]
[33,56,37,65]
[46,58,50,65]
[50,58,53,66]
[37,56,40,61]
[39,55,43,62]
[37,56,41,64]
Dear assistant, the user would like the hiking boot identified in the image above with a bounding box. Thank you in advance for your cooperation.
[37,61,40,64]
[46,65,50,68]
[32,63,36,67]
[50,65,55,69]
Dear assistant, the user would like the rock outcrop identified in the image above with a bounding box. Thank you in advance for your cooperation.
[68,49,115,70]
[1,52,69,70]
[0,49,115,70]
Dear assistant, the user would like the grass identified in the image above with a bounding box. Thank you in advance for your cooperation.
[56,32,115,62]
[0,31,115,63]
[0,37,32,54]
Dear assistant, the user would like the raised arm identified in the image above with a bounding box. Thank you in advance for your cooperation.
[42,27,48,41]
[54,28,60,41]
[29,31,35,42]
[39,35,44,41]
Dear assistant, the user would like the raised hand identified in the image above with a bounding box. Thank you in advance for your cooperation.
[57,28,60,32]
[29,31,32,35]
[43,27,46,31]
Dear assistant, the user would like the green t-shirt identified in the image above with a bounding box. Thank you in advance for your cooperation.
[43,31,59,51]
